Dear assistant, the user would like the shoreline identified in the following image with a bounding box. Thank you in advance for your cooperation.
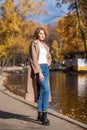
[1,66,87,74]
[0,72,87,129]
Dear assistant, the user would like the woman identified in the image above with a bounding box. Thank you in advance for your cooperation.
[29,27,52,125]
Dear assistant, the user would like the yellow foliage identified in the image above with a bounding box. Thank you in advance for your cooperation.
[56,13,84,53]
[51,40,64,62]
[0,0,49,65]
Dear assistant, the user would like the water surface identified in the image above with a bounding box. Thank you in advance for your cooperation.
[50,71,87,124]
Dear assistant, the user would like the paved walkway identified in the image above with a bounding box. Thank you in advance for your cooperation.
[0,74,87,130]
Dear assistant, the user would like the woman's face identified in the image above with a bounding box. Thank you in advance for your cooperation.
[38,30,46,41]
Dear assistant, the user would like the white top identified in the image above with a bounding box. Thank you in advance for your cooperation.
[38,43,47,64]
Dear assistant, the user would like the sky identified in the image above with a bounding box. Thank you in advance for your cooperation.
[0,0,69,25]
[29,0,69,24]
[14,0,70,24]
[35,1,69,24]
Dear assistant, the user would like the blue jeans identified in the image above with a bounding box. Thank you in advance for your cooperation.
[36,64,50,112]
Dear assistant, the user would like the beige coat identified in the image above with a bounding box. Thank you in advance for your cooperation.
[25,40,52,102]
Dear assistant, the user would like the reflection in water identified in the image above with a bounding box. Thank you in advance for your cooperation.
[50,71,87,124]
[77,76,87,97]
[4,71,87,124]
[4,72,27,97]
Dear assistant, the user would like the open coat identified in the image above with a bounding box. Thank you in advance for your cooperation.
[25,40,52,102]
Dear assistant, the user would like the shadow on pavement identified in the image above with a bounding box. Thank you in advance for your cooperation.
[0,110,42,125]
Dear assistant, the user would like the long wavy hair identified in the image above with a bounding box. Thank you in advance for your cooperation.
[33,27,47,39]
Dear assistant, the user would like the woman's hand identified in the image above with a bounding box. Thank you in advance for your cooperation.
[39,72,44,82]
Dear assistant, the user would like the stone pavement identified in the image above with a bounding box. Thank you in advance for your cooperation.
[0,74,87,130]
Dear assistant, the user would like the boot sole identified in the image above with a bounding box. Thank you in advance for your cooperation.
[42,122,50,125]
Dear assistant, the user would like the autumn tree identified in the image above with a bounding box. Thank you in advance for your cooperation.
[69,0,87,57]
[51,40,64,64]
[0,0,48,66]
[0,0,22,66]
[56,14,82,54]
[55,0,87,57]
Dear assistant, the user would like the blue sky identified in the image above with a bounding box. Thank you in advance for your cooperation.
[14,0,69,24]
[1,0,69,24]
[35,1,69,24]
[29,0,69,24]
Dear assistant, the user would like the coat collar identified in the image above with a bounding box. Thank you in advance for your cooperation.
[34,39,48,51]
[34,40,45,45]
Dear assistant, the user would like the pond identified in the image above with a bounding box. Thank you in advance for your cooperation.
[4,70,87,124]
[50,71,87,124]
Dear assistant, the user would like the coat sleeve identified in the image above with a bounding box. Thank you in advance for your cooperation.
[29,42,42,74]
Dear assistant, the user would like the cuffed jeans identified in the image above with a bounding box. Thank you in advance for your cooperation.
[36,64,50,112]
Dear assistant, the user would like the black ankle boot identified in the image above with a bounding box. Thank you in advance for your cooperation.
[37,112,42,121]
[41,112,50,125]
